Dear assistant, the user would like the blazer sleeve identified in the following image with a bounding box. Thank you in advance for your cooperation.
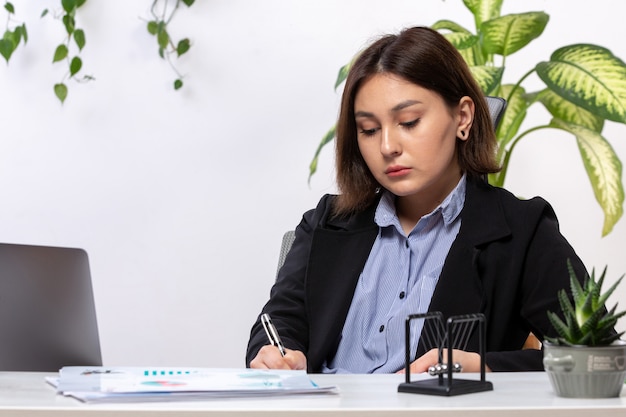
[245,195,335,367]
[484,197,588,371]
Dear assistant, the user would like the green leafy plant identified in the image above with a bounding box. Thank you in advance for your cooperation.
[310,0,626,237]
[546,259,625,346]
[0,2,27,63]
[43,0,93,104]
[2,0,195,101]
[145,0,195,90]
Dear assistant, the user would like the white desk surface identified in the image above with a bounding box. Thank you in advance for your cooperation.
[0,371,624,417]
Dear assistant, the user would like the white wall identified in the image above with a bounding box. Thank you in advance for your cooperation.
[0,0,625,367]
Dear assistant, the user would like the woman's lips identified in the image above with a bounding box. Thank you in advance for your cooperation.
[385,166,411,177]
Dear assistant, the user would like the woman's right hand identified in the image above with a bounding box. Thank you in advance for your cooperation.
[249,345,307,370]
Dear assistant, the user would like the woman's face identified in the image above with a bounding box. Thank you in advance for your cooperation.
[354,73,473,212]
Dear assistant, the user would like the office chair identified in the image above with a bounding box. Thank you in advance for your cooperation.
[276,230,296,277]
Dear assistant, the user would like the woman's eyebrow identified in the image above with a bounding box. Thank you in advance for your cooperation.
[354,110,375,118]
[391,99,420,113]
[355,100,422,119]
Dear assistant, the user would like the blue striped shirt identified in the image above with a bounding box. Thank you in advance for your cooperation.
[321,175,466,373]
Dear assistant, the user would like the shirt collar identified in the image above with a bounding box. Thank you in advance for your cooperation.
[374,174,467,229]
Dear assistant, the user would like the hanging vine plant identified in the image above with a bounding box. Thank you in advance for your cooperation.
[0,2,27,63]
[145,0,195,90]
[1,0,195,103]
[43,0,93,104]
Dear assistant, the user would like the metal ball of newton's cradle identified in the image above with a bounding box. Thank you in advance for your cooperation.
[428,362,463,376]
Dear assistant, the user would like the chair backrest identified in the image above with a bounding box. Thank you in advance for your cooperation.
[485,96,506,129]
[0,243,102,371]
[276,230,296,277]
[275,97,507,275]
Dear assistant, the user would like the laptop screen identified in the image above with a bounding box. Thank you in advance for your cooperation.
[0,243,102,371]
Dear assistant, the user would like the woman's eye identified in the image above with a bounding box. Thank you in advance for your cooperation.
[400,118,420,128]
[359,128,378,136]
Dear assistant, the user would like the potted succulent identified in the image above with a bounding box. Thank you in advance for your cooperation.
[544,259,626,398]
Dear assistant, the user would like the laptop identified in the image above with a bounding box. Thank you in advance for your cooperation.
[0,243,102,371]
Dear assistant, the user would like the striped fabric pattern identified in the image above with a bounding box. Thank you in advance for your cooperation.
[322,176,466,373]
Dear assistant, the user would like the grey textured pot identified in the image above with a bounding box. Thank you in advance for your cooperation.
[543,340,626,398]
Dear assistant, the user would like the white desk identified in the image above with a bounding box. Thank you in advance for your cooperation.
[0,371,624,416]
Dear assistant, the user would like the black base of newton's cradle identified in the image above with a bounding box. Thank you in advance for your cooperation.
[398,378,493,396]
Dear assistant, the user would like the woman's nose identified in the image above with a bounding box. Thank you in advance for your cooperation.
[380,127,401,156]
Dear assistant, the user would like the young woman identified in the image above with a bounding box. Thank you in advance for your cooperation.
[246,26,586,374]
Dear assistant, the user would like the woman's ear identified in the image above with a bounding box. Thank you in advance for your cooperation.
[457,96,474,141]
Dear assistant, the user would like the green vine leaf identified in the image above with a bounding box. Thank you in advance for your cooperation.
[537,44,626,123]
[147,20,158,35]
[54,83,68,103]
[481,12,549,56]
[177,38,190,56]
[157,28,169,50]
[182,0,195,6]
[69,56,81,76]
[4,2,14,14]
[174,79,183,90]
[0,38,14,62]
[61,0,76,13]
[551,118,624,236]
[62,14,75,34]
[52,44,68,62]
[18,23,26,43]
[73,28,85,50]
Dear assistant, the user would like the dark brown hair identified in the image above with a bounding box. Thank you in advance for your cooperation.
[334,26,500,216]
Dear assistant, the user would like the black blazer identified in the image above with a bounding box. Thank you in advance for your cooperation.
[246,176,586,372]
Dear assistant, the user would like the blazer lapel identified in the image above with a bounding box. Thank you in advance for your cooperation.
[305,200,379,370]
[426,178,511,349]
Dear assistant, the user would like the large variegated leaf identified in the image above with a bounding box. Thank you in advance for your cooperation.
[334,60,352,90]
[433,20,477,52]
[309,125,336,182]
[551,118,624,236]
[469,65,503,95]
[536,44,626,123]
[432,19,471,34]
[442,31,478,51]
[537,89,604,132]
[463,0,503,30]
[459,47,480,67]
[481,12,549,56]
[496,84,528,157]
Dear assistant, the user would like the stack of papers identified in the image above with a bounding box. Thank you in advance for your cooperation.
[48,366,338,403]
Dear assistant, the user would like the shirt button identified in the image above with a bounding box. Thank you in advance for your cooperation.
[399,291,405,299]
[379,325,385,333]
[405,240,409,248]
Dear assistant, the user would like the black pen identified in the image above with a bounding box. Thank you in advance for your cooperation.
[261,313,286,357]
